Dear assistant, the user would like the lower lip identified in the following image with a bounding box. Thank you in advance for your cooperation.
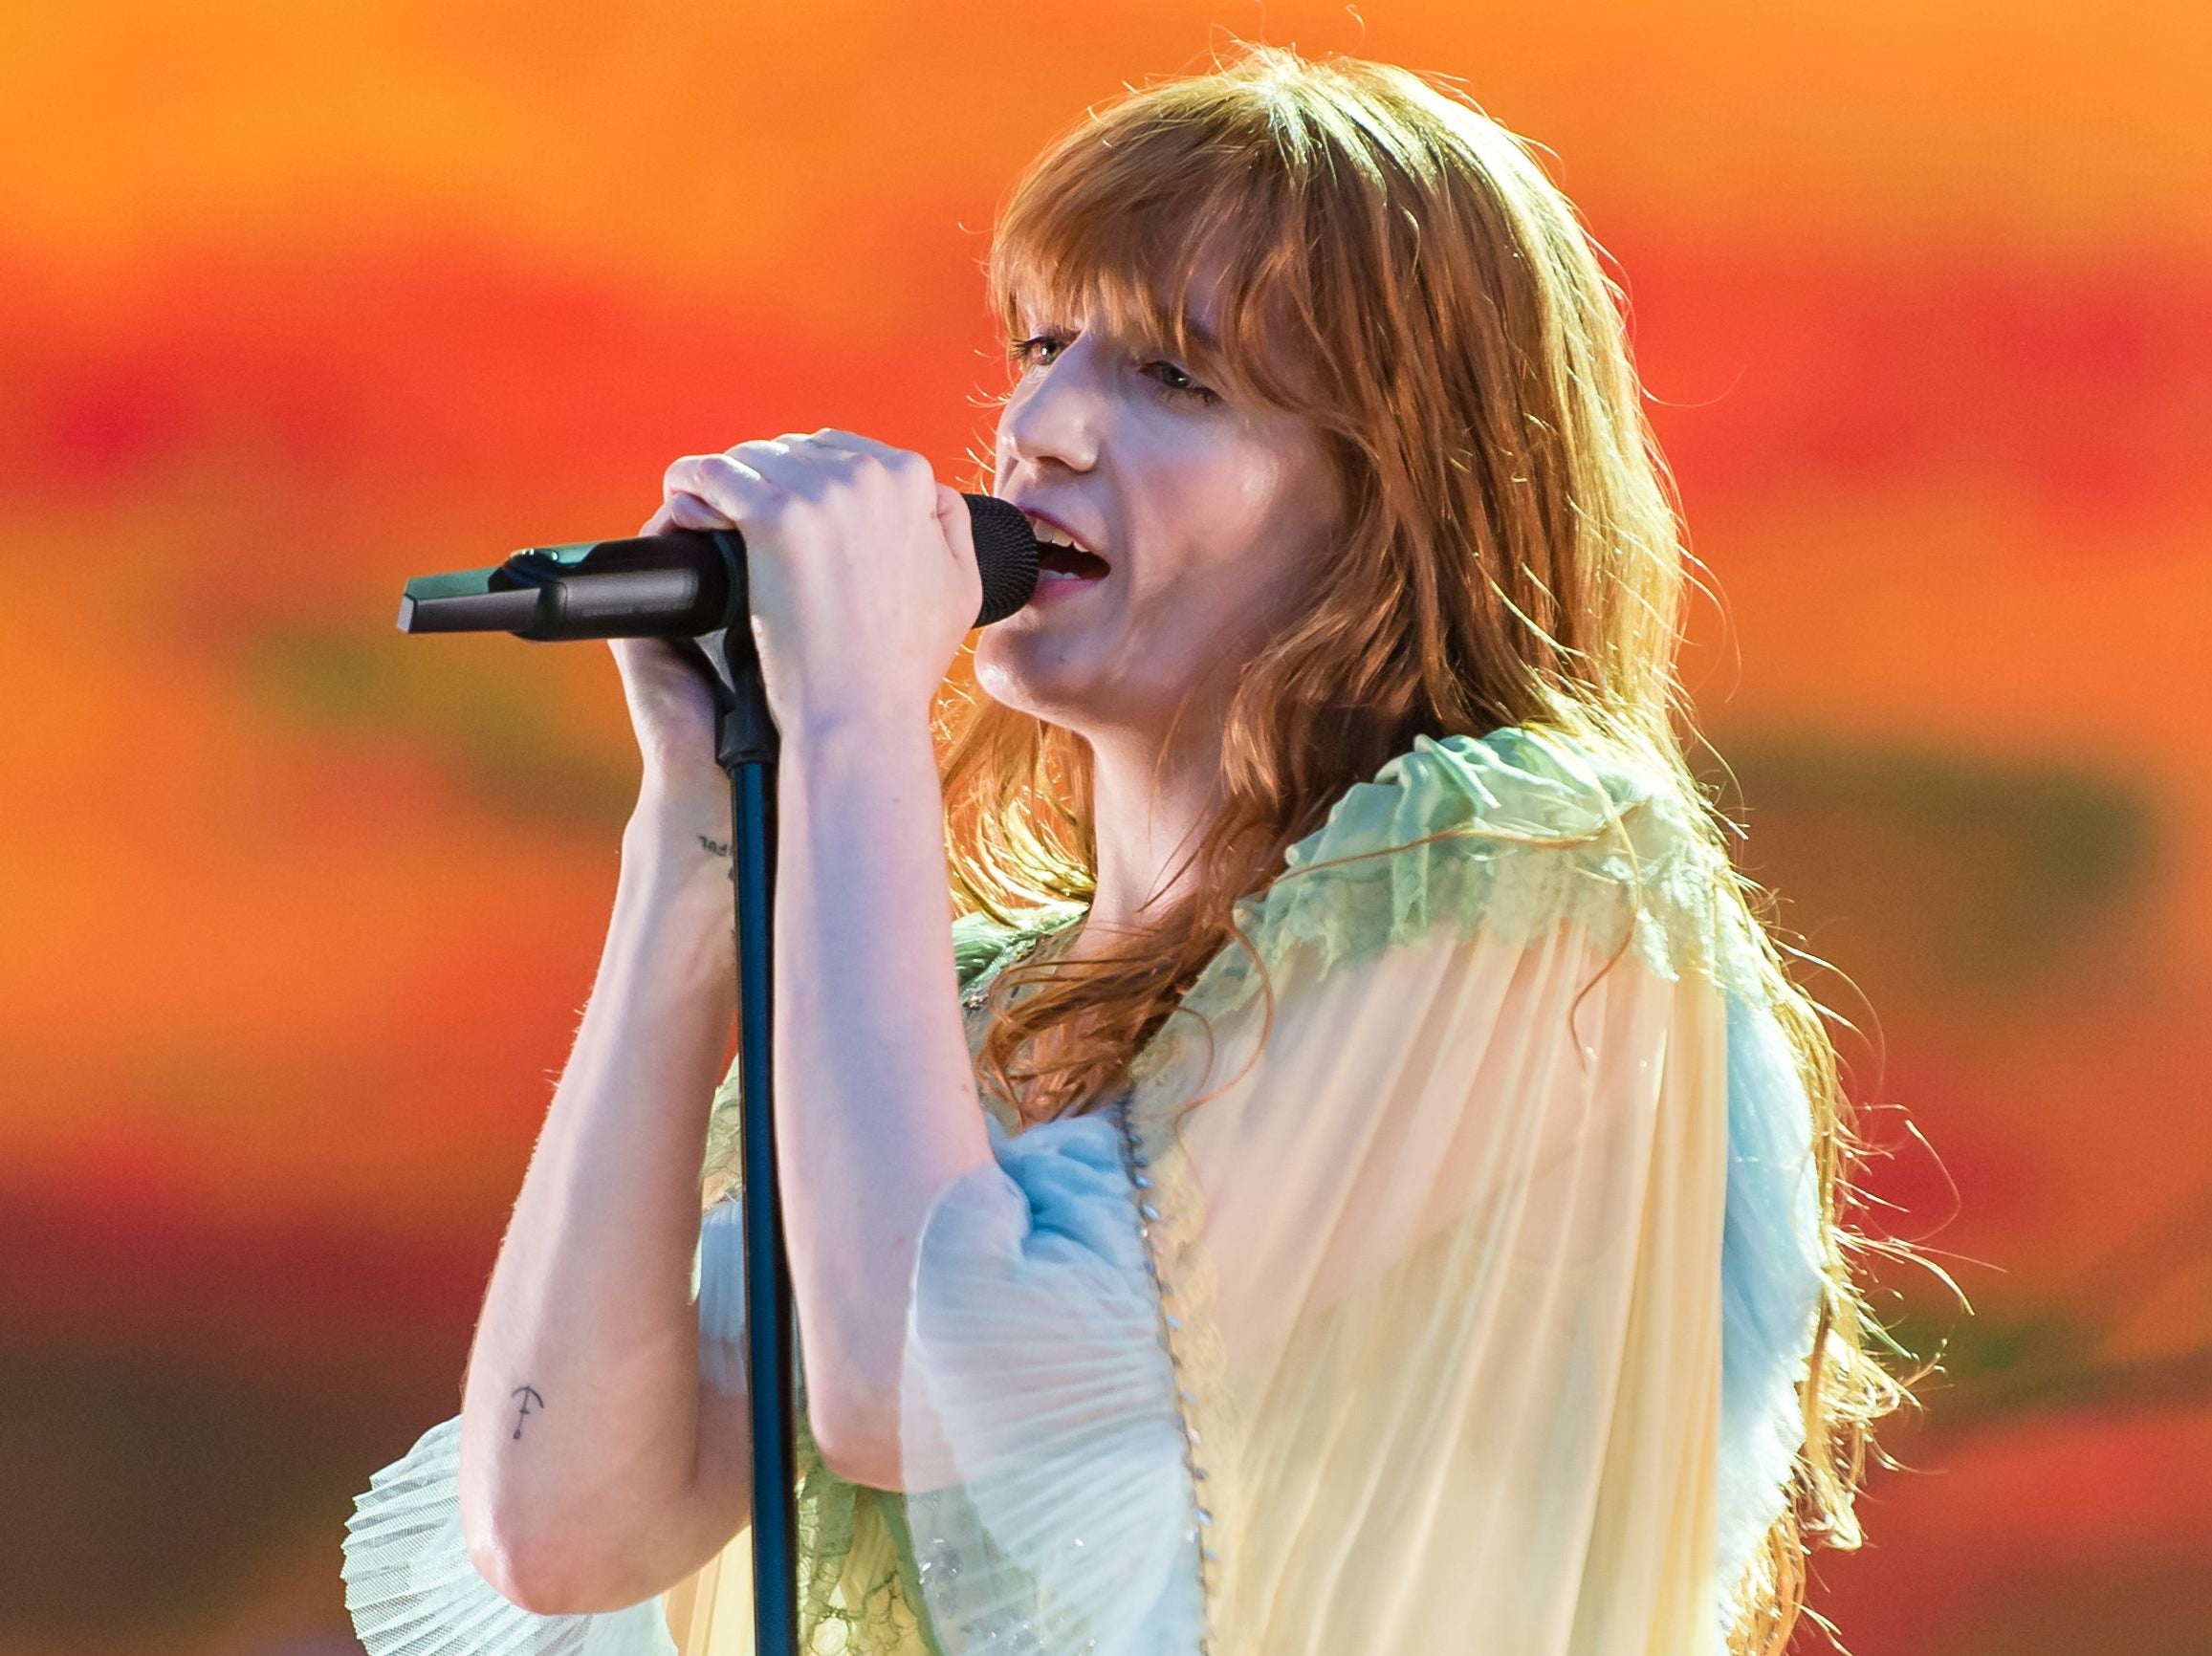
[1026,566,1108,604]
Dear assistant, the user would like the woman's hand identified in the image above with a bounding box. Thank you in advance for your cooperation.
[607,497,731,814]
[657,430,982,744]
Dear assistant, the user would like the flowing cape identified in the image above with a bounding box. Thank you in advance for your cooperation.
[340,728,1824,1656]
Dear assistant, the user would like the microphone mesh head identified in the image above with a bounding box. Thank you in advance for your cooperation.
[966,495,1040,625]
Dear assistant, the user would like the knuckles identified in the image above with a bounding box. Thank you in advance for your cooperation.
[664,436,939,534]
[879,447,935,486]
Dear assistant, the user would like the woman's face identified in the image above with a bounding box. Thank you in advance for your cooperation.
[979,267,1345,748]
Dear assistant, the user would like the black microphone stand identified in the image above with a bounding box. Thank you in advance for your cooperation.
[677,605,801,1656]
[396,499,1036,1656]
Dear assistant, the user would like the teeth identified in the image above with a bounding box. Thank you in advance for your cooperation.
[1022,512,1089,554]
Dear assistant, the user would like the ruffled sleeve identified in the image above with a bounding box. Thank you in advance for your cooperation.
[896,1109,1206,1655]
[339,1198,747,1656]
[893,728,1824,1656]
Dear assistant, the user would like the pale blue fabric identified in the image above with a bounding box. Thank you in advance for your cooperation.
[1716,987,1826,1599]
[897,1109,1205,1655]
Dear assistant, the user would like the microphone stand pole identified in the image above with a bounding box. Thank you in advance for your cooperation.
[683,604,801,1656]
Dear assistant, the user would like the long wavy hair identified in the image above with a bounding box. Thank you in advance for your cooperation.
[935,42,1923,1655]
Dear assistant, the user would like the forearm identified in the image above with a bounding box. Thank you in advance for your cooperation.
[458,801,738,1602]
[774,711,993,1478]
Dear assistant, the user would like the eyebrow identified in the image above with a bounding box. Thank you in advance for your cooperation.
[1120,307,1223,366]
[1174,314,1224,356]
[1019,290,1223,358]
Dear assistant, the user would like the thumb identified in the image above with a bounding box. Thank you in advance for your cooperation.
[935,486,984,622]
[933,485,976,568]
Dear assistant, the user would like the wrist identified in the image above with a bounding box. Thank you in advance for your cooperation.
[631,765,728,820]
[622,799,735,897]
[783,701,937,763]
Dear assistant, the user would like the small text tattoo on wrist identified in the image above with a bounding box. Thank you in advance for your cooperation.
[698,835,731,858]
[511,1384,546,1440]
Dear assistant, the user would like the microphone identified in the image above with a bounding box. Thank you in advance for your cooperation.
[395,491,1040,640]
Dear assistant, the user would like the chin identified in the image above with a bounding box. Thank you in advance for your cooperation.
[973,633,1114,732]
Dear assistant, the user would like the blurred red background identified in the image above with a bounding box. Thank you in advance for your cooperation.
[3,4,2209,1652]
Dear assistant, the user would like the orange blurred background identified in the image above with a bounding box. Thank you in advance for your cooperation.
[3,4,2209,1652]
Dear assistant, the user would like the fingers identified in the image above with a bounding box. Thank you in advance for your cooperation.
[663,450,773,522]
[663,490,733,531]
[803,428,938,492]
[663,432,939,525]
[637,501,669,536]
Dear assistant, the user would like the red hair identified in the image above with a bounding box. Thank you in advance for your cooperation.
[936,43,1925,1653]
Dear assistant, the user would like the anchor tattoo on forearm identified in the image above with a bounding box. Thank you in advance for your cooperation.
[510,1384,545,1440]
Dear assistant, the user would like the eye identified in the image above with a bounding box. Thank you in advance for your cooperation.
[1009,332,1069,369]
[1143,358,1221,406]
[1008,330,1221,406]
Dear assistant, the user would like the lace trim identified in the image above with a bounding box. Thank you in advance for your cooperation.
[1125,732,1762,1087]
[784,1374,942,1656]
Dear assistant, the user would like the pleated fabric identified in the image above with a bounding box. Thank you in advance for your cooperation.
[894,1109,1209,1654]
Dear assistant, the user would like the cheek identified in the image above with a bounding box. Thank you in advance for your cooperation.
[1123,431,1275,570]
[1161,441,1329,603]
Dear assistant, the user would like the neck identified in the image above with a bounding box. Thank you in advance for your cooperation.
[1074,723,1222,954]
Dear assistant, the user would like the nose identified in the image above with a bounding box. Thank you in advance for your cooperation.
[996,333,1106,477]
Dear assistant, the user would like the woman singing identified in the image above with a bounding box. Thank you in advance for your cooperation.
[343,43,1908,1656]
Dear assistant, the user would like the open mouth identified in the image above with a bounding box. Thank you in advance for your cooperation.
[1038,544,1110,580]
[1018,509,1112,584]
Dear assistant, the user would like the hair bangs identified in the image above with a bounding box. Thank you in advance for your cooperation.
[986,99,1323,411]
